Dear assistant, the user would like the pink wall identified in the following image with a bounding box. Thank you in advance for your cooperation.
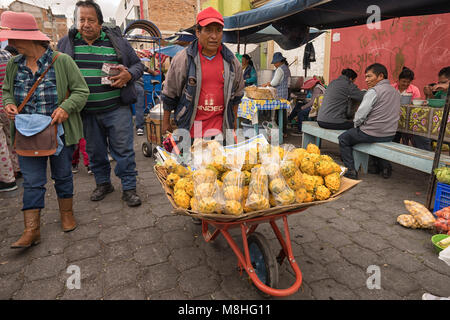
[330,13,450,98]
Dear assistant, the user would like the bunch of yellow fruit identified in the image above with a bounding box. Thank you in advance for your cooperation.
[245,167,270,212]
[294,144,342,201]
[165,142,343,214]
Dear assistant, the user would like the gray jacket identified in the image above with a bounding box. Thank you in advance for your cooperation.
[357,79,401,137]
[317,75,365,123]
[162,40,244,133]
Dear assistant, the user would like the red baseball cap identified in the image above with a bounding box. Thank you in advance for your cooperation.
[196,7,224,27]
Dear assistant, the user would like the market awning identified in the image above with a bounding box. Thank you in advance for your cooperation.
[224,0,450,31]
[223,25,324,50]
[222,0,450,49]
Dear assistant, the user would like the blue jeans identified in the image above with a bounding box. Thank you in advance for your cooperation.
[295,107,311,132]
[82,106,138,191]
[134,82,145,130]
[338,127,394,171]
[19,138,75,211]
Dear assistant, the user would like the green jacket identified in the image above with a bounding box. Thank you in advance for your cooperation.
[2,51,90,146]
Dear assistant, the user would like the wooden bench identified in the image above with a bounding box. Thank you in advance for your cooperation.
[301,121,450,174]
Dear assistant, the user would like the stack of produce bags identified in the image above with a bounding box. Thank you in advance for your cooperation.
[397,200,436,229]
[160,141,345,216]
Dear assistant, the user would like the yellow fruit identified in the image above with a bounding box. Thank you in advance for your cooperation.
[275,146,285,160]
[304,192,314,203]
[174,178,194,197]
[174,164,189,177]
[198,197,218,214]
[249,180,266,195]
[196,183,215,197]
[223,171,244,187]
[174,190,190,209]
[184,180,194,197]
[300,157,316,175]
[166,173,180,188]
[265,163,280,176]
[247,194,270,210]
[269,194,277,207]
[314,175,324,186]
[193,168,216,182]
[243,204,253,213]
[206,164,220,177]
[224,186,243,201]
[163,158,178,172]
[220,170,230,182]
[315,160,335,176]
[277,189,296,205]
[315,185,331,201]
[320,155,334,162]
[242,170,252,185]
[224,200,243,216]
[242,185,249,201]
[211,155,227,173]
[285,148,308,168]
[190,197,199,211]
[331,162,342,174]
[324,172,341,193]
[287,170,304,191]
[306,143,320,155]
[269,178,285,194]
[295,188,307,203]
[302,173,317,193]
[281,160,297,179]
[243,149,259,171]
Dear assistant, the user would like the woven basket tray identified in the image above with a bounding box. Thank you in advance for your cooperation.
[245,86,275,100]
[154,165,361,222]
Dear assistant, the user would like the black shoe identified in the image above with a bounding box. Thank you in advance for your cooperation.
[72,164,79,174]
[381,167,392,179]
[0,181,18,192]
[122,189,142,207]
[344,169,358,180]
[90,182,114,201]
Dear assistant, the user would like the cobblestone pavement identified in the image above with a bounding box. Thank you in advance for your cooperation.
[1,132,449,300]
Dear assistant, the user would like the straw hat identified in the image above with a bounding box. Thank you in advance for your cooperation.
[0,11,51,41]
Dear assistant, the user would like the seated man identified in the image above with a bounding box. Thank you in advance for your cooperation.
[338,63,401,179]
[424,66,450,100]
[317,68,365,130]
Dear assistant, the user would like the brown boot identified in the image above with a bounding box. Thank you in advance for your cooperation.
[11,209,41,249]
[58,198,77,232]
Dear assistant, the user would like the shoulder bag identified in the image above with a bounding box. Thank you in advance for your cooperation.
[14,53,61,157]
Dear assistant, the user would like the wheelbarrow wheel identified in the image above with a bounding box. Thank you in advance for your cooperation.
[142,142,153,157]
[247,232,279,296]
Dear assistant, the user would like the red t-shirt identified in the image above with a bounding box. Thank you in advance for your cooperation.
[190,44,225,138]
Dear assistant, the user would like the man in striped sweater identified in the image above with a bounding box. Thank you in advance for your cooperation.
[58,0,144,207]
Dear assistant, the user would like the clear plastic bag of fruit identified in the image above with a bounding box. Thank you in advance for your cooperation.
[192,152,222,214]
[221,150,246,216]
[261,152,295,206]
[404,200,436,228]
[245,166,270,211]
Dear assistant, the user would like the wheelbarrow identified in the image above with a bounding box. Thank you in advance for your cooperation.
[201,209,305,297]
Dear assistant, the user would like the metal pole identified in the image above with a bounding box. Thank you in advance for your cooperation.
[237,30,240,54]
[426,86,450,210]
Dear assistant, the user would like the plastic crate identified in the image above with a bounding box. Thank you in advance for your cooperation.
[434,182,450,212]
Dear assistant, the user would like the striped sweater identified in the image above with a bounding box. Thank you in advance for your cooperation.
[73,31,122,113]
